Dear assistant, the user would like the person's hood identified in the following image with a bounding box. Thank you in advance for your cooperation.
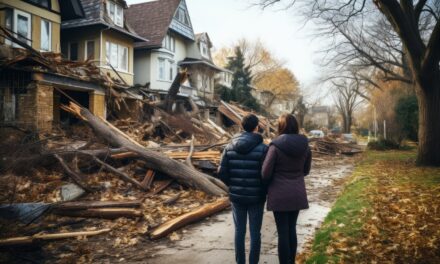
[230,132,263,154]
[271,134,309,157]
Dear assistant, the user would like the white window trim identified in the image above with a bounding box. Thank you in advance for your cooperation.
[200,42,209,58]
[105,41,129,72]
[13,9,32,48]
[107,1,124,27]
[40,19,51,52]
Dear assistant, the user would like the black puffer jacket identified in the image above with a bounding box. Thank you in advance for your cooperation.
[218,132,268,205]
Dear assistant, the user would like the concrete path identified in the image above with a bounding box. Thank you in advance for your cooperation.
[148,157,354,264]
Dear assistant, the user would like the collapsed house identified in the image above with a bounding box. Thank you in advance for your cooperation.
[0,0,147,132]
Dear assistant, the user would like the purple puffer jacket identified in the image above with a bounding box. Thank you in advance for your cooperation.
[262,134,312,211]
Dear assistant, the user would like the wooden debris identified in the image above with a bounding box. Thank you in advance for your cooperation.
[140,169,155,190]
[150,198,230,240]
[61,102,227,196]
[0,229,111,247]
[54,200,141,210]
[54,208,142,219]
[163,193,182,205]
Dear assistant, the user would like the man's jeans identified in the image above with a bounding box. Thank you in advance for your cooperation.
[232,202,265,264]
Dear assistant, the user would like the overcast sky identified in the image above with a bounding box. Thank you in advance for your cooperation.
[126,0,324,93]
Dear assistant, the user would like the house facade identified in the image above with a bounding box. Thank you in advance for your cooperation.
[0,0,95,131]
[127,0,224,105]
[60,0,147,86]
[305,105,330,128]
[0,0,137,132]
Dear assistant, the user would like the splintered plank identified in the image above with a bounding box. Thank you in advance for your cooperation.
[149,198,230,240]
[54,208,142,219]
[0,229,111,247]
[54,200,141,210]
[141,169,155,190]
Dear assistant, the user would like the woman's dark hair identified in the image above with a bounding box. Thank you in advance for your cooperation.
[278,114,299,135]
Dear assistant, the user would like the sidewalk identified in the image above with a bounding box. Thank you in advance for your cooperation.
[148,156,354,264]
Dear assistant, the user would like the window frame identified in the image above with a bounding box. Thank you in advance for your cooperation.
[40,19,51,52]
[105,41,129,72]
[107,0,124,27]
[158,58,166,81]
[200,42,209,58]
[13,9,32,48]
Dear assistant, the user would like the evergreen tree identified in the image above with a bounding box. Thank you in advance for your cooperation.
[224,46,260,111]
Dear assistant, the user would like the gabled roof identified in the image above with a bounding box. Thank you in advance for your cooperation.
[126,0,187,49]
[195,32,212,48]
[61,0,147,42]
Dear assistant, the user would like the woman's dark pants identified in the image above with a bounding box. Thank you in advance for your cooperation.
[273,210,300,264]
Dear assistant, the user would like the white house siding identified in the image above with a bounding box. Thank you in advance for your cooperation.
[133,50,151,86]
[138,36,189,92]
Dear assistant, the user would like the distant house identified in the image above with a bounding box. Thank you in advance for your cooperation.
[305,105,330,128]
[60,0,147,86]
[250,87,295,116]
[216,70,233,90]
[126,0,223,105]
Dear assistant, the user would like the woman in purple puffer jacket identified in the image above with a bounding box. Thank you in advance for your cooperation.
[262,114,312,264]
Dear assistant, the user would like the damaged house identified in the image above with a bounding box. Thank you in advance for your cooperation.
[0,0,87,131]
[126,0,226,109]
[0,0,146,132]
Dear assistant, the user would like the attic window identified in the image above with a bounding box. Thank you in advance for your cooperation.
[107,1,124,27]
[174,7,189,25]
[200,42,209,58]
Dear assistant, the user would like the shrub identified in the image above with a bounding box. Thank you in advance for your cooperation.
[368,139,400,150]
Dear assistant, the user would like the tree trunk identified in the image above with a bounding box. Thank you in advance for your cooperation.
[415,77,440,166]
[61,103,227,196]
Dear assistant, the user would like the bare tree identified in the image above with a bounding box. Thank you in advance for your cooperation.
[259,0,440,166]
[333,77,365,133]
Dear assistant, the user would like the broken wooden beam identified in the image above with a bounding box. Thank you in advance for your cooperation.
[53,208,142,219]
[150,198,230,240]
[54,200,141,210]
[0,228,111,247]
[140,169,155,190]
[61,102,227,196]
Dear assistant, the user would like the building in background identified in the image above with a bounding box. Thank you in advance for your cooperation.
[304,105,330,129]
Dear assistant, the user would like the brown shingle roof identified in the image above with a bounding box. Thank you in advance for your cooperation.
[62,0,147,42]
[126,0,181,48]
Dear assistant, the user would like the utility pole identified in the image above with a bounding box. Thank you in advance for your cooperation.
[373,105,377,139]
[384,120,387,140]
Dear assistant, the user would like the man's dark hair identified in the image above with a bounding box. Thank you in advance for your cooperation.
[242,114,259,132]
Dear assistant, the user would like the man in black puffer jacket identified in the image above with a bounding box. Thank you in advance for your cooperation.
[218,114,268,264]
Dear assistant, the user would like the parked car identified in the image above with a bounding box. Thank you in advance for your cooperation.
[341,133,357,144]
[309,130,325,138]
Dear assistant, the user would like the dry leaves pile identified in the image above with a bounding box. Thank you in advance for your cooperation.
[303,151,440,263]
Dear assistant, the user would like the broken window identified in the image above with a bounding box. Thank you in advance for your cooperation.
[40,19,51,52]
[14,10,31,47]
[0,70,31,123]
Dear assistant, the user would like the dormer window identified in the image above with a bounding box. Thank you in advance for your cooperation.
[107,1,124,27]
[174,7,189,25]
[200,42,209,58]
